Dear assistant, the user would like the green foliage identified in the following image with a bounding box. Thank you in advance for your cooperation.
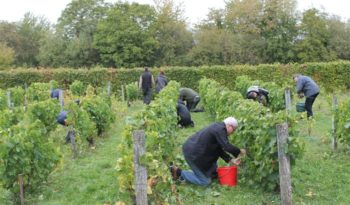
[27,82,50,102]
[14,12,51,67]
[66,101,97,144]
[94,2,158,67]
[27,99,61,134]
[295,9,336,63]
[153,0,193,66]
[199,78,304,191]
[0,61,350,94]
[0,89,7,110]
[0,120,60,195]
[117,81,180,203]
[69,80,86,96]
[7,86,25,107]
[81,94,115,136]
[234,75,286,112]
[0,108,24,130]
[49,80,59,90]
[260,0,298,63]
[125,82,140,101]
[327,16,350,60]
[54,0,108,68]
[335,98,350,144]
[0,42,14,68]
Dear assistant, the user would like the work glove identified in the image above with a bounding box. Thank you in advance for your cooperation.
[230,157,241,166]
[239,148,246,157]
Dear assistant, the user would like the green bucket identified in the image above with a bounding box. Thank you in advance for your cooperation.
[296,102,305,112]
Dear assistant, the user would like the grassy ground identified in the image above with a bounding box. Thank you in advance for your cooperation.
[1,95,350,204]
[176,95,350,205]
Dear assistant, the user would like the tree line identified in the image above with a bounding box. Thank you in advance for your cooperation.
[0,0,350,69]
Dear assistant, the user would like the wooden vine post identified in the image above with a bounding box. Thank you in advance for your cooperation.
[284,88,292,114]
[18,174,24,205]
[133,130,148,205]
[107,81,111,96]
[276,123,292,205]
[332,94,338,150]
[68,125,78,159]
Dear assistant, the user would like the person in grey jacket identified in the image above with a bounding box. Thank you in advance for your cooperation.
[293,74,320,118]
[155,70,168,93]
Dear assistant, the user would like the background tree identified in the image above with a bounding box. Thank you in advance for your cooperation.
[46,0,109,67]
[259,0,298,63]
[37,31,68,67]
[16,12,51,67]
[189,9,237,65]
[0,42,15,69]
[327,15,350,60]
[224,0,265,64]
[0,21,20,55]
[295,8,336,62]
[94,2,158,68]
[153,0,194,66]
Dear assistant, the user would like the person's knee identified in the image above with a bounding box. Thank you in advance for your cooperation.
[197,177,211,186]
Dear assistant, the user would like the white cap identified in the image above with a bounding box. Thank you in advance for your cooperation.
[223,117,238,129]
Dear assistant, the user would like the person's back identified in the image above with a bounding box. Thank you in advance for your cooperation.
[51,89,61,99]
[182,122,240,176]
[156,72,167,93]
[246,86,269,105]
[296,75,320,97]
[177,101,194,127]
[180,88,200,111]
[139,67,154,104]
[57,110,67,126]
[180,88,198,101]
[141,70,153,90]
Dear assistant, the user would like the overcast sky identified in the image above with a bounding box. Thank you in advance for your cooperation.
[0,0,349,25]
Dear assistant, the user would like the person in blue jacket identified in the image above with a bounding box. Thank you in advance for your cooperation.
[293,74,320,118]
[170,117,246,186]
[57,110,67,126]
[50,89,62,99]
[56,110,72,143]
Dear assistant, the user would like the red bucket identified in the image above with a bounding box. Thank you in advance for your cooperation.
[217,166,237,187]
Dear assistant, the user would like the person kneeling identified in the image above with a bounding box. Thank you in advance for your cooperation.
[170,117,246,186]
[177,100,194,128]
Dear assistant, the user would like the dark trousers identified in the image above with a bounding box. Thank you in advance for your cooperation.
[142,88,152,105]
[186,96,200,111]
[178,118,194,127]
[305,93,319,118]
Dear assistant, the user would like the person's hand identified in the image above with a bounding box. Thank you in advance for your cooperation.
[239,149,246,158]
[298,93,304,98]
[230,158,241,166]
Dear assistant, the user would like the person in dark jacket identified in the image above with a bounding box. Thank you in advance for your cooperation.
[246,86,269,106]
[293,74,320,118]
[177,100,194,128]
[155,70,168,94]
[179,88,200,111]
[170,117,246,186]
[139,67,155,105]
